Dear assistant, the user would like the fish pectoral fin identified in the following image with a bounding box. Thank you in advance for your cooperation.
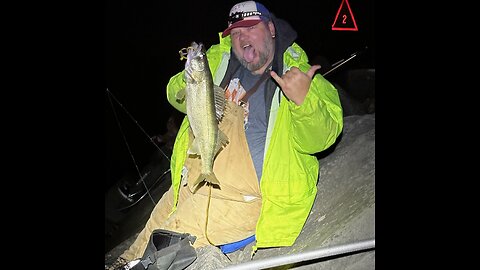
[187,138,200,156]
[175,88,186,102]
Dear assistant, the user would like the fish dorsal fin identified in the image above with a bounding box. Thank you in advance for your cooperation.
[214,85,226,122]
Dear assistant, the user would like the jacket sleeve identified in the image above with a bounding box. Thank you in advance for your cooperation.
[285,46,343,154]
[166,71,187,114]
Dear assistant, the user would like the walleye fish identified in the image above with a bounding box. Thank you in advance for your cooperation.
[177,42,228,188]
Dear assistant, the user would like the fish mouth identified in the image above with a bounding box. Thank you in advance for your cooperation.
[180,42,205,76]
[179,42,205,64]
[188,42,204,60]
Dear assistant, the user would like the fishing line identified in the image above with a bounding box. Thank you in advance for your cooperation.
[106,88,171,162]
[116,168,171,211]
[204,183,215,246]
[106,88,171,207]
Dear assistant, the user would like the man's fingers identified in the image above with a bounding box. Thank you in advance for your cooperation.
[271,65,320,87]
[270,70,284,87]
[306,65,321,79]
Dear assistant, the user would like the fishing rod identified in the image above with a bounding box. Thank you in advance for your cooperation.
[106,88,172,207]
[322,46,369,77]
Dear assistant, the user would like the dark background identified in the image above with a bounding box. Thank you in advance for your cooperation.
[105,0,375,192]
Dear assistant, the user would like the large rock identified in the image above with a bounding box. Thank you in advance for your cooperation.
[105,113,375,269]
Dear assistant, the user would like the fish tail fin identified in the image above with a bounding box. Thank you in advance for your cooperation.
[204,172,220,186]
[192,172,220,188]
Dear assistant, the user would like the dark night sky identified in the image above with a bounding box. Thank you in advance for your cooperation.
[105,0,375,190]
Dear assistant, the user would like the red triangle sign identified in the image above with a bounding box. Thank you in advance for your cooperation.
[332,0,359,31]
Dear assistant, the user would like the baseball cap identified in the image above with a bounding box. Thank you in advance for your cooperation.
[222,1,271,38]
